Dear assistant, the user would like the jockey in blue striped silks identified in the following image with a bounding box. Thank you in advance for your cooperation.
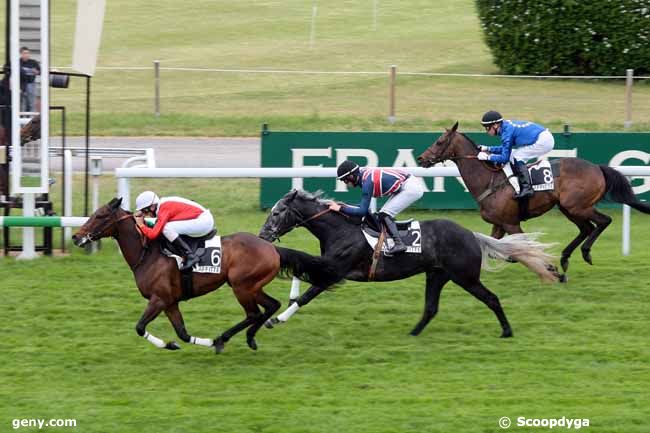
[328,160,424,254]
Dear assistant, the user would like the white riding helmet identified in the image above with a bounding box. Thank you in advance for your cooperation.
[135,191,160,211]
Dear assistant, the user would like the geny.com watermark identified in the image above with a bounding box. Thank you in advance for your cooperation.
[12,419,77,430]
[499,416,590,429]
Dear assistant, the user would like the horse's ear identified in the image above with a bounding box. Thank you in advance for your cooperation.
[451,121,459,132]
[115,197,123,208]
[108,197,122,209]
[289,190,298,201]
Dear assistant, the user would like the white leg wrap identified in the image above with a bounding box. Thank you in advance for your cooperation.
[143,331,166,348]
[289,277,301,300]
[277,302,300,322]
[190,336,214,347]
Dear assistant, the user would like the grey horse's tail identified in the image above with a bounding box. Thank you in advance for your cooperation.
[473,232,559,283]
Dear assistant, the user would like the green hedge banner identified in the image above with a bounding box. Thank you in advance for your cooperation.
[260,130,650,209]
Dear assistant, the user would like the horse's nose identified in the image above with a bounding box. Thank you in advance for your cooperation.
[71,233,83,247]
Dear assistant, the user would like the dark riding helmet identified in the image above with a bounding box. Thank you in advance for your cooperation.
[336,160,360,180]
[480,110,503,126]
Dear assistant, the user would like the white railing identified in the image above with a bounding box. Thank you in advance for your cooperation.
[115,166,650,256]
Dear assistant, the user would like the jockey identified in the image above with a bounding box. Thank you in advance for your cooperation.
[478,110,555,199]
[134,191,215,271]
[328,160,424,254]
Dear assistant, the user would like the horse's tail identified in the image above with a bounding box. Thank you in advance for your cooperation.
[275,246,342,288]
[473,232,559,283]
[600,165,650,213]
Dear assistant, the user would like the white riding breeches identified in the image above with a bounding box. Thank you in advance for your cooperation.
[511,129,555,162]
[380,176,425,217]
[162,210,215,242]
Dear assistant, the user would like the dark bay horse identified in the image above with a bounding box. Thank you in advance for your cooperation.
[72,198,341,353]
[259,190,559,338]
[417,122,650,277]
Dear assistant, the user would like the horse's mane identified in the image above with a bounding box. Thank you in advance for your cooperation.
[458,131,478,147]
[294,189,330,206]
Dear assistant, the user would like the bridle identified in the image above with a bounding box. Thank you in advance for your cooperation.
[266,203,348,240]
[86,211,133,242]
[422,132,502,172]
[86,210,149,270]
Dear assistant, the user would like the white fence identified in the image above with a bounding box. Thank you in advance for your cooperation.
[115,166,650,256]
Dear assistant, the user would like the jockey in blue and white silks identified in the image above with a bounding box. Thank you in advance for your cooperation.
[477,110,555,199]
[328,160,424,254]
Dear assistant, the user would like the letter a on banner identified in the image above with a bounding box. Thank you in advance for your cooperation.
[72,0,106,76]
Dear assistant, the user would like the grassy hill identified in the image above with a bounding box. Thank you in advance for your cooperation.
[3,0,648,135]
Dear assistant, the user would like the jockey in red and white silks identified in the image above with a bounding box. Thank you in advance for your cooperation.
[134,191,214,270]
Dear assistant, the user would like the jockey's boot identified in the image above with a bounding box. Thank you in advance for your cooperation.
[513,160,534,199]
[173,237,201,271]
[380,212,408,254]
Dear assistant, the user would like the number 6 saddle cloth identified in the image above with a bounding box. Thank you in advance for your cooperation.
[161,230,222,274]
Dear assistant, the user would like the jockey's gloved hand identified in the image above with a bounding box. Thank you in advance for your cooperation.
[478,145,489,152]
[477,152,490,161]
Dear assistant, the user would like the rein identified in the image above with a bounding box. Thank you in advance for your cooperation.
[292,207,338,229]
[90,212,149,270]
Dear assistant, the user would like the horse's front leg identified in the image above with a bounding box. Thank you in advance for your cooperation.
[490,224,506,239]
[135,296,179,350]
[164,302,214,349]
[265,284,328,328]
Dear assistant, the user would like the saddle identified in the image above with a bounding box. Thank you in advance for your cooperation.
[160,229,220,302]
[160,229,217,257]
[362,213,413,238]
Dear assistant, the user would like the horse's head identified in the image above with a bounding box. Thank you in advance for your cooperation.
[72,197,126,247]
[259,189,328,242]
[417,121,461,168]
[21,115,41,145]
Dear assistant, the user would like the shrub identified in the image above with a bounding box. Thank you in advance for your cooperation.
[475,0,650,75]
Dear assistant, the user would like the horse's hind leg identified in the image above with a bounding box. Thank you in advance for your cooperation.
[580,208,612,265]
[245,291,281,350]
[214,293,261,354]
[164,302,214,349]
[458,280,513,338]
[135,296,179,350]
[410,270,449,336]
[558,206,594,273]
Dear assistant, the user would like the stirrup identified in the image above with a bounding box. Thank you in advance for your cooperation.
[513,188,534,199]
[386,240,407,254]
[180,254,200,271]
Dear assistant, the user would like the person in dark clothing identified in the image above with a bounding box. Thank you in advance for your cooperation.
[20,47,40,112]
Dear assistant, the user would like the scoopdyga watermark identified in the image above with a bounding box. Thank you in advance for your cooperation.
[499,416,590,429]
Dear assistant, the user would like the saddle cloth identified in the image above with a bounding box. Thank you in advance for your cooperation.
[527,160,555,192]
[362,220,422,255]
[161,232,222,274]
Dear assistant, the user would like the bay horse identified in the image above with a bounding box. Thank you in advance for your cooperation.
[72,197,341,353]
[259,189,559,338]
[417,122,650,278]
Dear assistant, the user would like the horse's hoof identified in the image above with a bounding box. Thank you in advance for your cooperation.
[500,330,513,338]
[559,273,568,284]
[505,256,518,263]
[288,298,297,306]
[247,338,258,351]
[264,317,280,329]
[214,337,225,354]
[165,341,181,350]
[582,251,593,265]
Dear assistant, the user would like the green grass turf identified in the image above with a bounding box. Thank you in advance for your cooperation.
[1,179,650,432]
[4,0,650,135]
